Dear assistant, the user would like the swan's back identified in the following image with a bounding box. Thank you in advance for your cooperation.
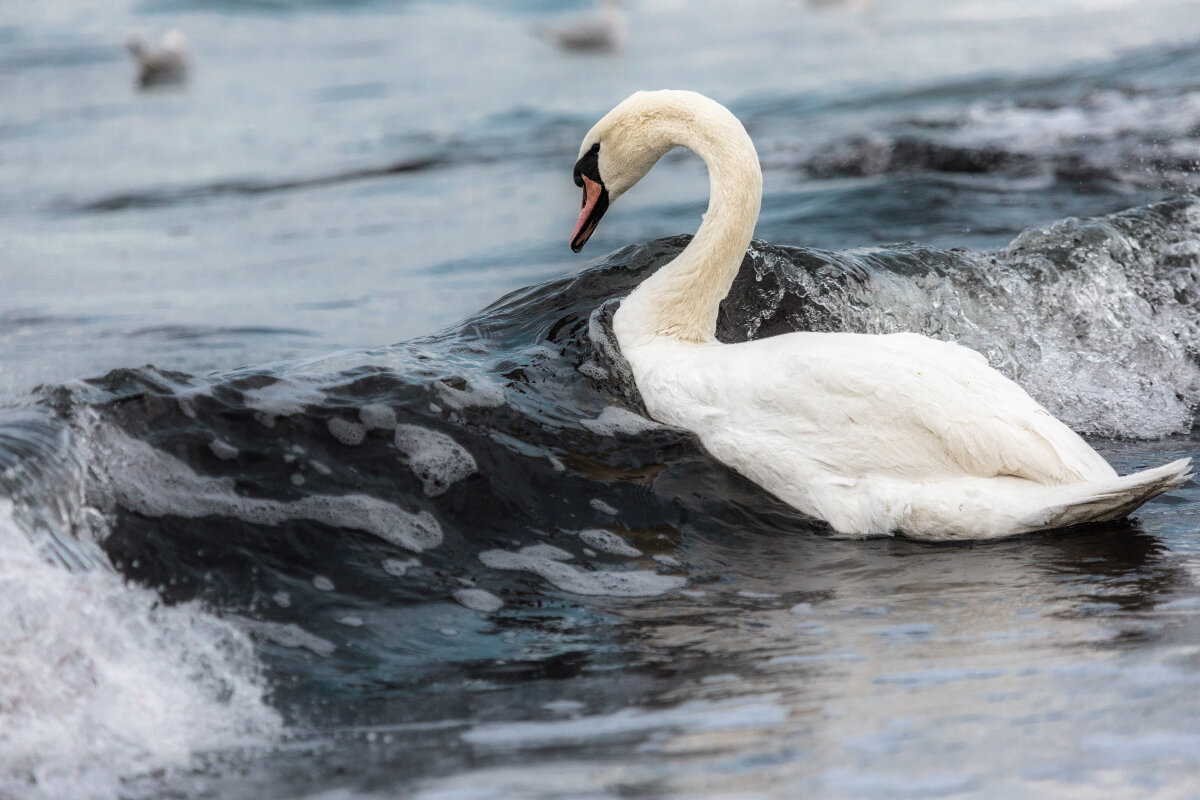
[639,333,1108,476]
[624,330,1174,538]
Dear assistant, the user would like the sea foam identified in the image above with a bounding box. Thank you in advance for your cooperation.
[480,544,685,597]
[578,528,642,557]
[96,423,442,552]
[393,424,477,497]
[0,499,280,800]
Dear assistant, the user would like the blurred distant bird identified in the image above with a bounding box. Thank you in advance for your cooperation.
[803,0,874,8]
[535,0,626,54]
[126,29,189,89]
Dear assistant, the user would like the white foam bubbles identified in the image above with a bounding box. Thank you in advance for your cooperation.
[452,587,504,613]
[235,618,337,657]
[382,557,420,576]
[96,423,441,552]
[580,406,662,436]
[393,424,477,497]
[521,543,573,560]
[578,529,642,557]
[577,361,608,381]
[0,500,280,800]
[243,377,327,427]
[434,376,506,411]
[590,498,618,516]
[359,404,398,431]
[327,417,367,446]
[479,545,686,597]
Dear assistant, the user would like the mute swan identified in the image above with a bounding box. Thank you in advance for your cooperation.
[569,90,1191,541]
[127,29,189,89]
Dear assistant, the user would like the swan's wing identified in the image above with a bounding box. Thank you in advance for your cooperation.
[867,334,1115,483]
[665,332,1114,485]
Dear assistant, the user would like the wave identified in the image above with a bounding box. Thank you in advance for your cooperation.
[0,458,280,800]
[76,155,445,212]
[789,89,1200,191]
[2,192,1199,792]
[752,40,1200,194]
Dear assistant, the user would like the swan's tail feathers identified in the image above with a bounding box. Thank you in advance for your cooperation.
[1036,458,1193,530]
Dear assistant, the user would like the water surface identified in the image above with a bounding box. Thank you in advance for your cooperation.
[3,1,1200,798]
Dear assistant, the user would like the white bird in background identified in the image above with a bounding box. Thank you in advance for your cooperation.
[535,0,626,54]
[803,0,875,11]
[568,90,1192,542]
[126,29,189,89]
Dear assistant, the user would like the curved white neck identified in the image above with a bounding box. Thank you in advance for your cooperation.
[615,103,762,346]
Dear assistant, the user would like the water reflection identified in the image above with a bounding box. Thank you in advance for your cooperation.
[435,520,1199,798]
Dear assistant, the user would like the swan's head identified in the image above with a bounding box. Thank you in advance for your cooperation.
[570,91,685,252]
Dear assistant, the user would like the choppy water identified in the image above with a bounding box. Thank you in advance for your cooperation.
[4,1,1200,798]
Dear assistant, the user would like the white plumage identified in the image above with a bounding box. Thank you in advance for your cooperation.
[569,90,1191,541]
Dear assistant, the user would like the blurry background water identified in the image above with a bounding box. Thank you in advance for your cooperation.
[3,0,1200,798]
[5,0,1200,395]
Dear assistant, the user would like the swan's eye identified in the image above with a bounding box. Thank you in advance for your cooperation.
[573,142,602,188]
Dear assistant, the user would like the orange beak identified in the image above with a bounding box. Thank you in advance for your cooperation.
[570,175,609,252]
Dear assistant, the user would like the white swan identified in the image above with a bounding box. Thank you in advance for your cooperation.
[569,90,1191,541]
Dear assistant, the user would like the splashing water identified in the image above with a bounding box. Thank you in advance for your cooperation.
[0,500,281,800]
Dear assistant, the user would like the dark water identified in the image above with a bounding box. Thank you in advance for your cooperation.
[4,1,1200,798]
